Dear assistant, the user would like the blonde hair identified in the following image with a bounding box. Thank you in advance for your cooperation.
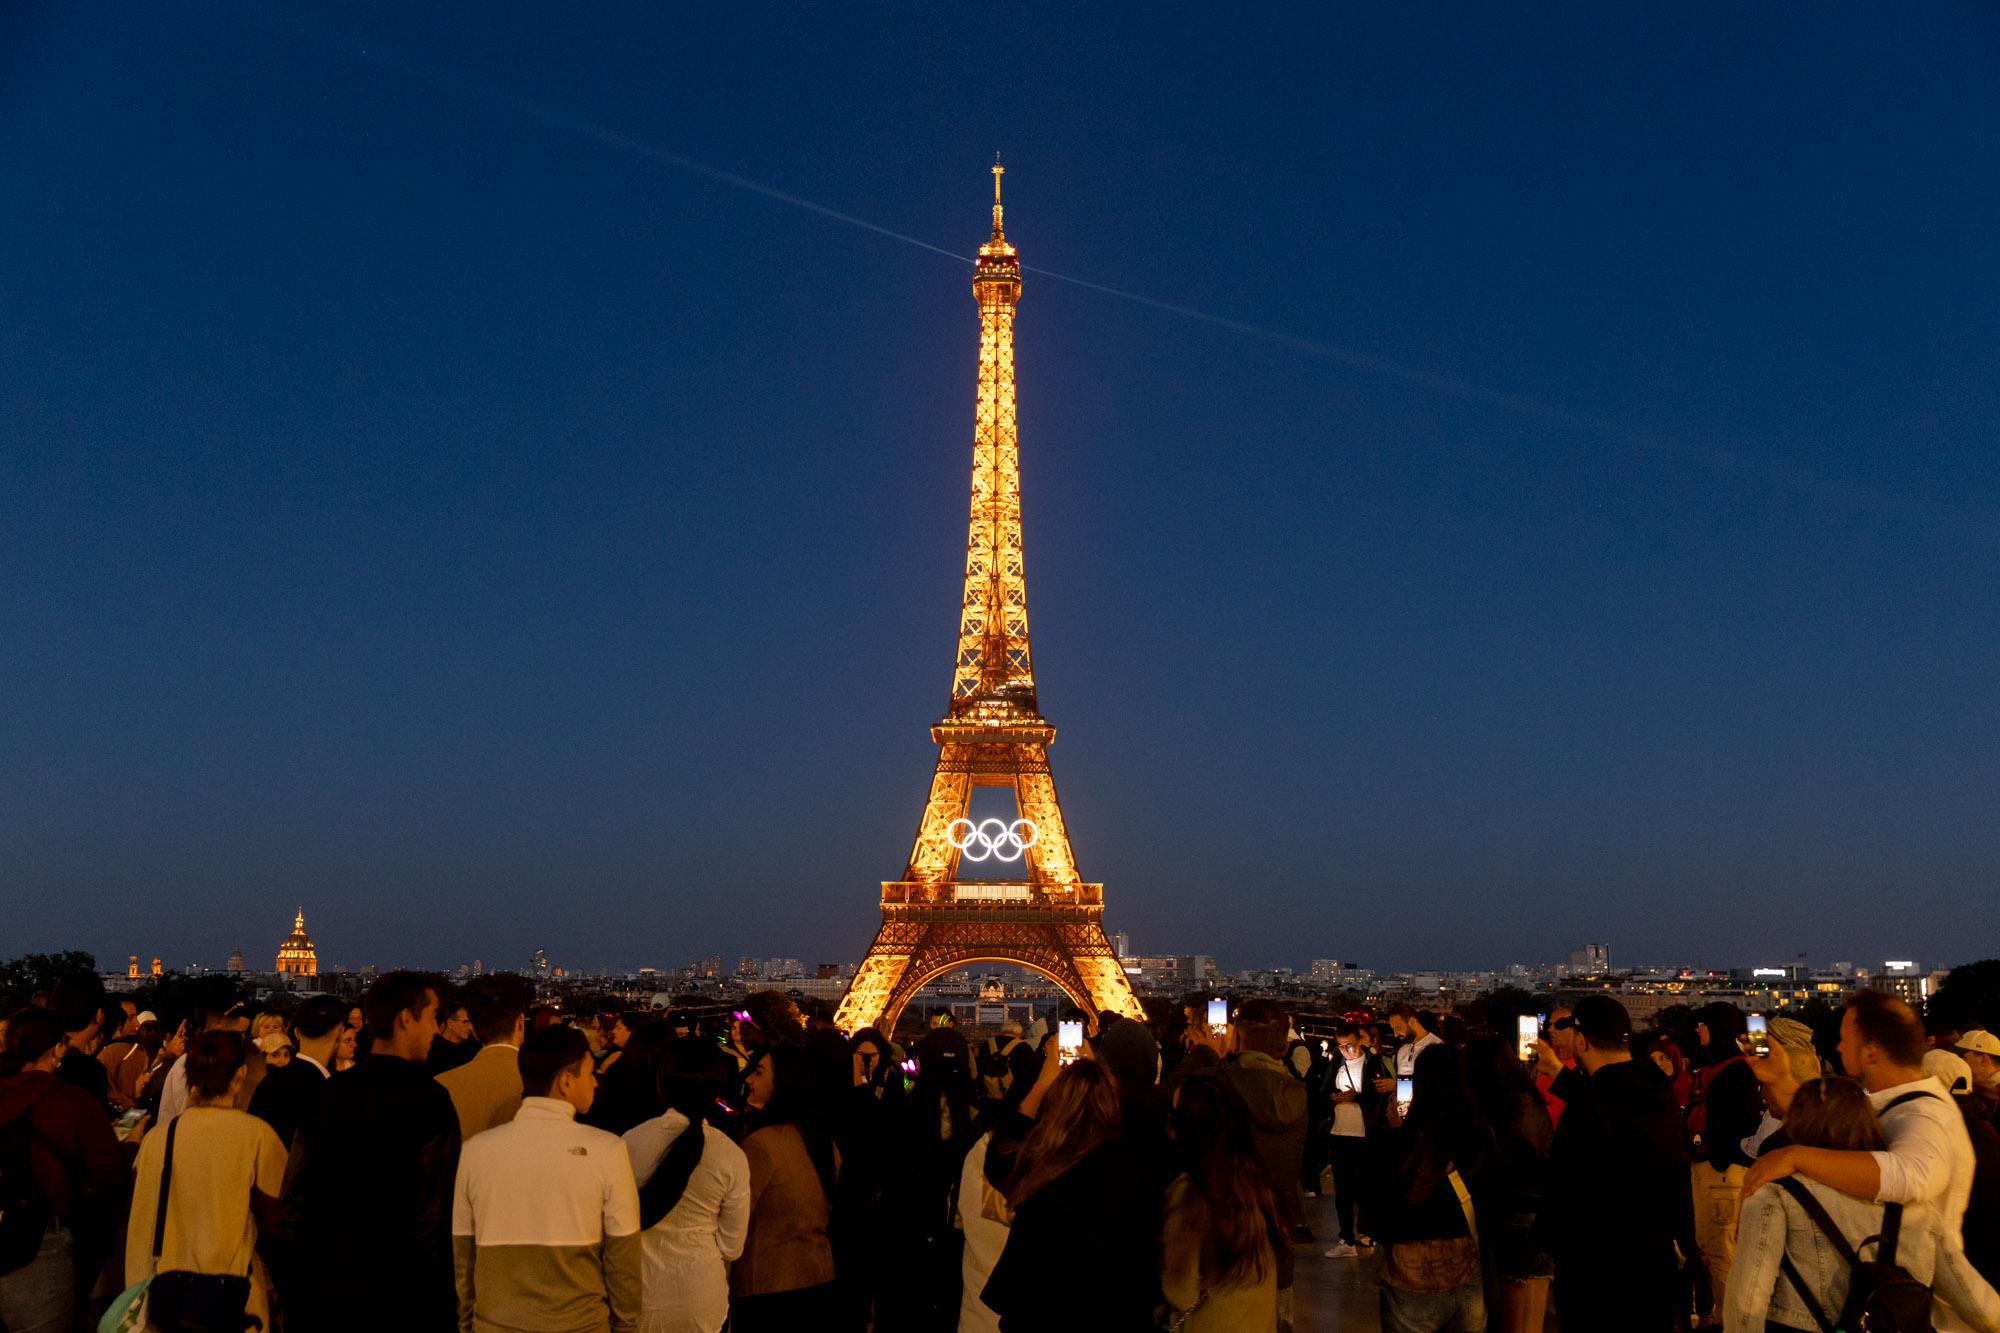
[1784,1077,1886,1153]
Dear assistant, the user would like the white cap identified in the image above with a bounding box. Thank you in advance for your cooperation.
[1923,1048,1973,1095]
[1954,1030,2000,1060]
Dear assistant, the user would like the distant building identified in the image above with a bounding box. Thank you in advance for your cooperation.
[1870,960,1931,1009]
[226,949,245,973]
[127,956,139,979]
[276,909,318,977]
[1564,943,1611,977]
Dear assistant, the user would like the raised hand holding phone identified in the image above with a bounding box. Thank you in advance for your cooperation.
[1744,1013,1770,1058]
[1058,1020,1084,1066]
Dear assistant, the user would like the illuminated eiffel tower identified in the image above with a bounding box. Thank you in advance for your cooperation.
[836,162,1145,1034]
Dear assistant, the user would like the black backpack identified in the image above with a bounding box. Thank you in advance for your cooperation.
[1777,1174,1933,1333]
[0,1082,56,1275]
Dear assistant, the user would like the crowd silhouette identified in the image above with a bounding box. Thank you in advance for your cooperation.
[2,966,1998,1333]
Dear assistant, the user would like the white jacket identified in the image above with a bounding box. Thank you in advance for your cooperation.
[453,1097,642,1333]
[621,1111,750,1333]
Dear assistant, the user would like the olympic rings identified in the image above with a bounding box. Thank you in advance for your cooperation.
[946,816,1040,863]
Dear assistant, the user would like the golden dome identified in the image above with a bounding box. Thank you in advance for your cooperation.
[276,908,317,976]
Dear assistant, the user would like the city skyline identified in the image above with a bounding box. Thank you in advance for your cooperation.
[72,898,1962,990]
[5,6,1998,974]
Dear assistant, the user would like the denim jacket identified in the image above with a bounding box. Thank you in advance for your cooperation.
[1723,1177,2000,1333]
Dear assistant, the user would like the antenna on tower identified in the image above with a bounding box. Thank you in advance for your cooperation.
[991,153,1005,237]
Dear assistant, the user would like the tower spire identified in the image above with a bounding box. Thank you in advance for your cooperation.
[956,160,1031,715]
[991,153,1005,238]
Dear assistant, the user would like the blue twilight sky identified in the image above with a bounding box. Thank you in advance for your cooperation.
[3,4,1998,978]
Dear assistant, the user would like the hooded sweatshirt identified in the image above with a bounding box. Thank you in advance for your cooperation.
[1220,1049,1308,1289]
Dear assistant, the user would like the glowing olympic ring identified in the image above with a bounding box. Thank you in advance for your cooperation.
[946,817,1039,863]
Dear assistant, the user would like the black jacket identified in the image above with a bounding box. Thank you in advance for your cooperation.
[1534,1059,1692,1333]
[1362,1118,1488,1246]
[1958,1098,2000,1288]
[279,1054,461,1333]
[246,1057,328,1153]
[1320,1050,1392,1135]
[981,1145,1159,1333]
[1689,1056,1763,1169]
[57,1048,112,1118]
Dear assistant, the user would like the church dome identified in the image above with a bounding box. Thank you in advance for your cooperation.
[276,908,318,977]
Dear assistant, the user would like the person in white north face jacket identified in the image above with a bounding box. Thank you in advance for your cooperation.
[454,1025,642,1333]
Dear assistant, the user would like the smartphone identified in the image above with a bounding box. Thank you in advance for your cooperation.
[1395,1077,1413,1117]
[1058,1019,1084,1066]
[1746,1013,1769,1058]
[114,1108,146,1141]
[1517,1015,1539,1063]
[1206,999,1228,1030]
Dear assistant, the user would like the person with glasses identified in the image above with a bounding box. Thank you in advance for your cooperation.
[1536,1009,1577,1129]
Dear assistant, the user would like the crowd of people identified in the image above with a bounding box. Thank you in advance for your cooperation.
[1,968,1998,1333]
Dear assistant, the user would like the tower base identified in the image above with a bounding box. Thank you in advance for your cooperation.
[835,895,1144,1034]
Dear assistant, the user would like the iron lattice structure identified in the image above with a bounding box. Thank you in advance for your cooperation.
[836,166,1145,1034]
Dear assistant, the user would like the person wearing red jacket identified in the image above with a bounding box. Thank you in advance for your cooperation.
[0,1006,141,1333]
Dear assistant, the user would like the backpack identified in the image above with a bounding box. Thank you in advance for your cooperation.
[1777,1174,1933,1333]
[0,1082,56,1275]
[979,1035,1022,1102]
[1685,1055,1746,1153]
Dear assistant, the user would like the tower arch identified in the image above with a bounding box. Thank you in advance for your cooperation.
[878,952,1093,1035]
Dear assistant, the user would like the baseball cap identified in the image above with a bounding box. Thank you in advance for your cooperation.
[1954,1030,2000,1060]
[1571,995,1631,1045]
[1924,1049,1973,1095]
[134,1011,159,1025]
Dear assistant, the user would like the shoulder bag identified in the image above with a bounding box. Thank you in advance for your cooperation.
[118,1116,256,1333]
[1380,1163,1480,1293]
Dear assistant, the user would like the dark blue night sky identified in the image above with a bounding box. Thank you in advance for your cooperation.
[4,4,1997,976]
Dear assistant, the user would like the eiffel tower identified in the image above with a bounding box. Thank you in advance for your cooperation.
[835,162,1145,1034]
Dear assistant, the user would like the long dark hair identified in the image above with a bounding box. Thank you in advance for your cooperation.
[637,1038,737,1228]
[1010,1059,1121,1206]
[1461,1033,1550,1170]
[1401,1043,1489,1192]
[849,1027,891,1090]
[1171,1073,1288,1287]
[746,1047,838,1206]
